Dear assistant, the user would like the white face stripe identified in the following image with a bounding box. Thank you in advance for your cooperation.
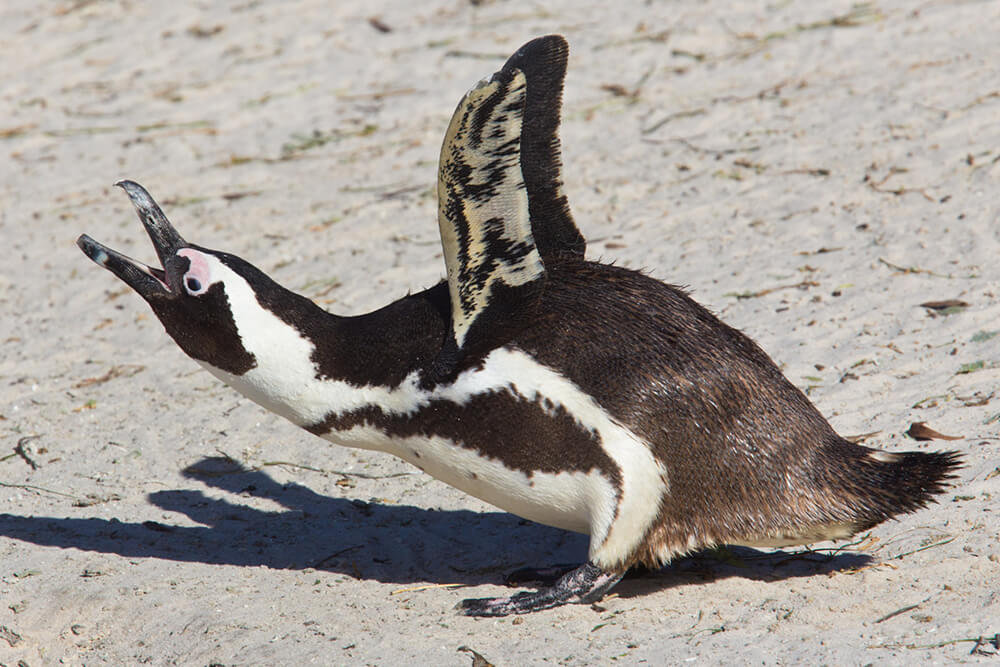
[198,265,667,568]
[195,254,344,425]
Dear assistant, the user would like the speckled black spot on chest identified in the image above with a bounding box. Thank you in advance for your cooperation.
[308,389,619,480]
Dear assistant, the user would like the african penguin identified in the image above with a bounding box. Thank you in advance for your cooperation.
[77,35,961,617]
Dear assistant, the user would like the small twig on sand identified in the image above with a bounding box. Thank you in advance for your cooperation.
[888,536,955,561]
[0,625,23,648]
[727,280,819,300]
[72,364,145,388]
[869,633,1000,652]
[877,258,951,278]
[875,597,929,623]
[189,450,416,481]
[864,167,935,201]
[258,460,415,479]
[0,481,81,501]
[14,435,42,470]
[391,583,464,596]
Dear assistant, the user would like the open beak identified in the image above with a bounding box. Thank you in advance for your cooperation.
[77,180,188,299]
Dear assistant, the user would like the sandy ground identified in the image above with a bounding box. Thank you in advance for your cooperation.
[1,0,999,664]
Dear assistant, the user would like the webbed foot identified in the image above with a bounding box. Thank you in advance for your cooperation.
[457,562,622,617]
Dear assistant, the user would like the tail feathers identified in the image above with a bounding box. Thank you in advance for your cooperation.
[848,447,962,529]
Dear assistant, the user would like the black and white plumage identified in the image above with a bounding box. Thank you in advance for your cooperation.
[77,35,960,616]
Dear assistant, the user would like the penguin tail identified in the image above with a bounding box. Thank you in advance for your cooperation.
[847,446,963,528]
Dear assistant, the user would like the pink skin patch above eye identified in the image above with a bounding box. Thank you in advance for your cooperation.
[176,248,212,293]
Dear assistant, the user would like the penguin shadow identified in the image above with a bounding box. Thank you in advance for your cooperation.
[171,461,873,596]
[613,546,871,601]
[0,456,869,592]
[0,456,583,587]
[149,456,591,586]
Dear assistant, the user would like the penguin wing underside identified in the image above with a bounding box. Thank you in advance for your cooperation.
[435,35,584,366]
[437,64,543,354]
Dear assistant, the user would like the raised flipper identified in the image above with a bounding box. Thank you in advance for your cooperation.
[502,35,584,260]
[456,562,623,617]
[433,36,584,377]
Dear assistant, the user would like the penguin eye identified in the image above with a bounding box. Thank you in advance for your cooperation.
[183,274,209,296]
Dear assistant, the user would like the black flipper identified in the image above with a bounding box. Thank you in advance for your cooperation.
[501,35,585,260]
[456,562,623,617]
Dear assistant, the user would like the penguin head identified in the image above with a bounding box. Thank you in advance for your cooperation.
[77,180,262,375]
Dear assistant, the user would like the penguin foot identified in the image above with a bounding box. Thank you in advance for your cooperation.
[457,562,623,616]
